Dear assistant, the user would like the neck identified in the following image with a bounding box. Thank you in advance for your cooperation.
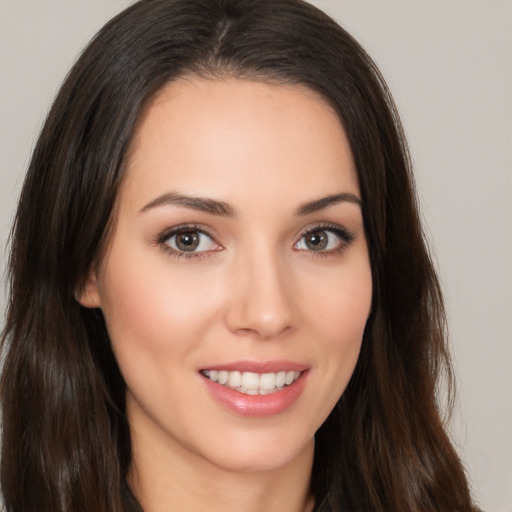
[128,421,315,512]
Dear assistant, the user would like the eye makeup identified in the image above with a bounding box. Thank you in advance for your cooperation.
[155,224,222,260]
[154,221,356,261]
[294,223,356,257]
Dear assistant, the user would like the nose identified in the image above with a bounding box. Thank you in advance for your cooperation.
[224,249,299,340]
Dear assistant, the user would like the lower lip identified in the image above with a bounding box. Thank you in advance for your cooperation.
[201,372,308,417]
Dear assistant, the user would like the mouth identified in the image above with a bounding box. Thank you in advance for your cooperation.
[200,369,302,395]
[199,362,309,416]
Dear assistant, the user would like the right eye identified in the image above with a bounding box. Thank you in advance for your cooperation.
[162,228,219,253]
[155,225,222,258]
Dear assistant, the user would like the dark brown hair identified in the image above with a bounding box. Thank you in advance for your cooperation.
[1,1,478,510]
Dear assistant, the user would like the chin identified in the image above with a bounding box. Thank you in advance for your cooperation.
[194,429,315,474]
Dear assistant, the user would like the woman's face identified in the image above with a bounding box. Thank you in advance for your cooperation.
[79,78,372,474]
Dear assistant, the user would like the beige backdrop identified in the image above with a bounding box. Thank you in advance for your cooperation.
[1,1,511,510]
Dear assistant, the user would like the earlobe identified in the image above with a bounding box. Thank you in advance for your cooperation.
[75,269,102,309]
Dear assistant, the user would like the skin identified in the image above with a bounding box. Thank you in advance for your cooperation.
[79,78,372,512]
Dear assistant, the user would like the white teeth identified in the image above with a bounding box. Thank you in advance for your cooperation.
[259,372,276,390]
[228,371,242,387]
[218,370,229,385]
[275,371,286,388]
[285,371,299,385]
[202,369,302,395]
[241,371,260,390]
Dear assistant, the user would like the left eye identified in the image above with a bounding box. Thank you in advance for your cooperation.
[164,230,217,253]
[295,229,345,252]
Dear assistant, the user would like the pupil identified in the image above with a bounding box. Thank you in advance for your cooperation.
[306,231,327,250]
[176,231,199,251]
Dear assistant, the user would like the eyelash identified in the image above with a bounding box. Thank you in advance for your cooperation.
[155,223,355,260]
[156,224,218,260]
[296,223,355,257]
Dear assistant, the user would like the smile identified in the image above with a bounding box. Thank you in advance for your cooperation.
[201,370,301,395]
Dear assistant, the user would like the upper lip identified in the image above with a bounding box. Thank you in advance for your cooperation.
[199,360,309,374]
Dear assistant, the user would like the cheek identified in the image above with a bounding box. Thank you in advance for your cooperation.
[313,260,372,341]
[98,249,219,364]
[307,260,372,400]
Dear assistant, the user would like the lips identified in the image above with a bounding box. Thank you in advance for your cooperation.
[202,369,301,395]
[199,361,309,417]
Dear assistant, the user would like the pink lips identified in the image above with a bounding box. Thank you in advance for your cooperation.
[199,360,309,417]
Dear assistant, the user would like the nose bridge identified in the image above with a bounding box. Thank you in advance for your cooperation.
[225,238,297,339]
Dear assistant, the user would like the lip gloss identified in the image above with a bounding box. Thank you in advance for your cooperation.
[200,368,308,417]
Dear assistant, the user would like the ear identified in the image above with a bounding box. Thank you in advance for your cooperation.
[75,268,102,308]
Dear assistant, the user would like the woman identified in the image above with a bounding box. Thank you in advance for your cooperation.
[0,0,479,511]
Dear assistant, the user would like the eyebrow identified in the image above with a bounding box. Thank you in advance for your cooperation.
[140,191,361,216]
[296,193,362,215]
[140,191,235,216]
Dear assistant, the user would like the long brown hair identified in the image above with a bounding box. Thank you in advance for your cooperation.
[1,1,478,510]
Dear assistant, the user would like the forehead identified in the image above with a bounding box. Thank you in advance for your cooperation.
[121,77,359,212]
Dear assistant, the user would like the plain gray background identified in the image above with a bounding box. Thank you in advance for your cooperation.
[1,1,511,510]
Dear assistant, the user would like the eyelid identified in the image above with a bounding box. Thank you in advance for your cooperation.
[156,224,222,259]
[157,223,204,242]
[294,223,355,253]
[154,221,355,260]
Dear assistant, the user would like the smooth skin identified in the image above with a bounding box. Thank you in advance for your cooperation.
[79,78,373,512]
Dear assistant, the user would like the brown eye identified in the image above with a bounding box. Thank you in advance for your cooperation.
[164,229,218,253]
[304,230,328,251]
[175,231,200,251]
[295,226,354,253]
